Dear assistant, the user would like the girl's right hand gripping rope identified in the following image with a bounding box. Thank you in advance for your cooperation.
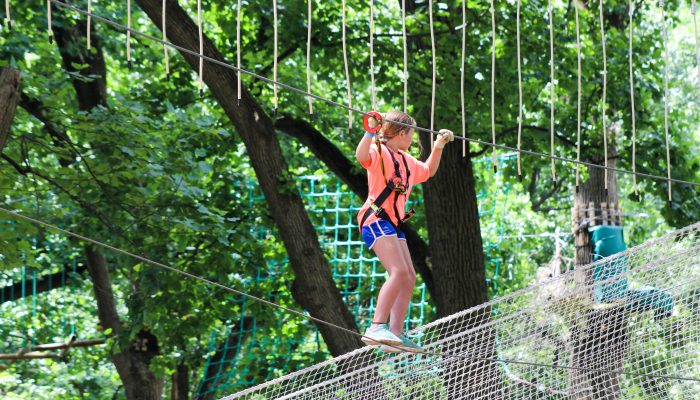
[364,111,383,134]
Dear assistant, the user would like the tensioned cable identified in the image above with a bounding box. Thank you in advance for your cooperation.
[273,0,278,113]
[461,0,466,157]
[369,0,376,110]
[198,0,203,95]
[629,2,638,196]
[402,0,407,113]
[548,0,556,180]
[2,205,699,384]
[429,0,436,145]
[599,0,609,196]
[575,3,582,193]
[306,0,313,118]
[236,0,241,104]
[127,0,132,68]
[516,0,523,178]
[46,0,700,190]
[489,0,497,173]
[162,0,169,78]
[341,0,351,131]
[660,0,672,203]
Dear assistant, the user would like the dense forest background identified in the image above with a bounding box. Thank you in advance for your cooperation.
[1,0,698,398]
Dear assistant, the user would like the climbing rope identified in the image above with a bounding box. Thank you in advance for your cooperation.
[369,0,376,110]
[87,0,92,49]
[516,0,523,178]
[599,0,608,196]
[660,0,672,203]
[461,0,466,157]
[4,0,10,29]
[47,0,53,43]
[163,0,170,78]
[402,0,407,113]
[342,0,351,131]
[273,0,278,113]
[548,0,556,180]
[2,205,700,385]
[43,0,700,190]
[429,0,436,145]
[629,2,638,196]
[306,0,313,118]
[236,0,241,104]
[127,0,132,68]
[575,3,582,193]
[490,0,497,173]
[693,1,699,92]
[198,0,203,95]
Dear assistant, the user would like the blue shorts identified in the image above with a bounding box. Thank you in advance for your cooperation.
[361,219,406,250]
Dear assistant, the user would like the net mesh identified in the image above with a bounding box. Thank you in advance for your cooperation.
[222,222,700,400]
[198,157,520,396]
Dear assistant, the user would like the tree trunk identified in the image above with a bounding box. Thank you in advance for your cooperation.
[0,66,21,154]
[196,317,255,400]
[172,363,190,400]
[135,0,362,356]
[569,150,628,399]
[403,0,498,394]
[55,19,165,400]
[53,18,107,111]
[85,246,165,400]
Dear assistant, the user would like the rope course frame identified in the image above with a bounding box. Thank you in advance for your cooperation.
[2,206,699,385]
[36,1,700,191]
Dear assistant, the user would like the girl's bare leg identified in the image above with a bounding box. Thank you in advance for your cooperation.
[370,236,414,328]
[389,240,416,336]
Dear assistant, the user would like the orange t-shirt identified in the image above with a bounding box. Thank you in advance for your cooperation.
[357,144,431,228]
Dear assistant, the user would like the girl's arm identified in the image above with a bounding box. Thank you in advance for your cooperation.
[425,129,454,177]
[355,133,375,164]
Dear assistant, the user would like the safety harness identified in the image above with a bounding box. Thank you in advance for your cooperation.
[359,141,416,233]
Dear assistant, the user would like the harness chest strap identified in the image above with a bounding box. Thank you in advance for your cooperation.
[360,146,415,230]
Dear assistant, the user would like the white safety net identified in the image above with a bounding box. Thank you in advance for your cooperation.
[222,222,700,400]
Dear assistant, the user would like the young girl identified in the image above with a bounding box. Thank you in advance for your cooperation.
[356,110,453,353]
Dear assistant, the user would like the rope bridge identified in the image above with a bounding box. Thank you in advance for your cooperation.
[223,222,700,399]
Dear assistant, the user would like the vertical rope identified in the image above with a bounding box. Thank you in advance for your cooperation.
[87,0,92,49]
[273,0,279,112]
[629,2,638,196]
[660,0,672,203]
[306,0,313,118]
[490,0,496,173]
[127,0,132,68]
[516,0,523,178]
[575,4,582,193]
[4,0,10,30]
[692,1,699,93]
[548,0,556,180]
[461,0,466,157]
[197,0,203,95]
[599,0,608,196]
[163,0,170,79]
[236,0,241,104]
[402,0,408,113]
[369,0,376,110]
[47,0,53,43]
[342,0,352,131]
[429,0,436,145]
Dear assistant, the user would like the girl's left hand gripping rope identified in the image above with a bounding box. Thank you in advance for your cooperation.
[364,111,383,134]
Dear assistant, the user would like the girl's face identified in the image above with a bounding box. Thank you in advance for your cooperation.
[398,128,415,151]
